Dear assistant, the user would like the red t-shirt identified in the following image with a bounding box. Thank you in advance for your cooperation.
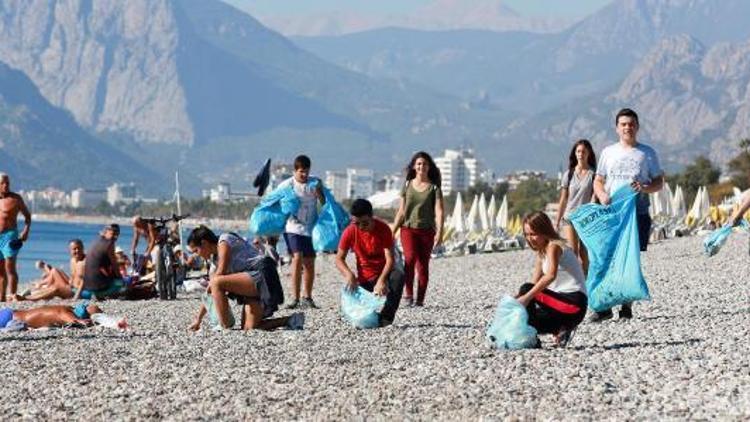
[338,218,394,282]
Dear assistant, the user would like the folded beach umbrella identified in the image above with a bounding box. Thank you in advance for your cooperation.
[496,195,509,230]
[450,192,465,234]
[672,185,686,218]
[487,195,497,230]
[686,186,704,227]
[662,183,674,218]
[478,193,490,232]
[466,195,479,233]
[700,186,711,219]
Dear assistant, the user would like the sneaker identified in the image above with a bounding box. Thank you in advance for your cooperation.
[555,327,576,348]
[403,296,414,307]
[286,312,305,330]
[285,299,300,310]
[588,309,613,323]
[619,305,633,320]
[300,297,319,309]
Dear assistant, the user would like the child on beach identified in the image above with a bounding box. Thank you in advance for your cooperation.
[187,226,302,331]
[517,212,588,347]
[277,155,325,309]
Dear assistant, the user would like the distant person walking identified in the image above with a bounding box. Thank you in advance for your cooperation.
[392,151,444,307]
[0,173,32,302]
[555,139,596,276]
[591,108,664,322]
[279,155,326,309]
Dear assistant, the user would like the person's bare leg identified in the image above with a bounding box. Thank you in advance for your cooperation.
[579,242,589,277]
[0,260,7,302]
[563,225,578,256]
[5,259,20,301]
[242,302,289,331]
[301,257,315,298]
[211,273,258,329]
[290,252,302,301]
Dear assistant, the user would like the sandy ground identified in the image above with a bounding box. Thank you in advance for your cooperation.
[0,234,748,420]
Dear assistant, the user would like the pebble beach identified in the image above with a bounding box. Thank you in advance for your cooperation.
[1,235,748,420]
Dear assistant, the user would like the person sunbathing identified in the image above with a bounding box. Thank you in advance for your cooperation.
[22,239,86,301]
[0,302,103,329]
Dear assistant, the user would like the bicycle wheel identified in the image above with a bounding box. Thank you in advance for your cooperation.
[155,250,167,300]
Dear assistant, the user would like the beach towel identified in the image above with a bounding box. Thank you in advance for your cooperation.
[703,220,749,257]
[486,296,539,350]
[249,184,299,237]
[340,286,385,329]
[312,187,350,252]
[569,185,649,312]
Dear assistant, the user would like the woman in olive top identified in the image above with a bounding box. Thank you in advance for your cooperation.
[392,151,444,306]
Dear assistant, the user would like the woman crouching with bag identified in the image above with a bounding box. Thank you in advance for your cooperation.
[187,226,303,331]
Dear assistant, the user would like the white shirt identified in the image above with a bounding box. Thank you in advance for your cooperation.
[542,246,586,294]
[596,142,663,214]
[277,177,320,236]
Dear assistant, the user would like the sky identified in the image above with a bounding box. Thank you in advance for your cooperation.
[226,0,612,19]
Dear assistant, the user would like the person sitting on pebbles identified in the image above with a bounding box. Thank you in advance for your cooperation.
[187,226,302,331]
[21,239,86,301]
[335,199,405,327]
[517,211,588,347]
[0,302,103,330]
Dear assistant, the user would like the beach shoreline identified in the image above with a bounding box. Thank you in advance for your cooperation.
[31,212,249,232]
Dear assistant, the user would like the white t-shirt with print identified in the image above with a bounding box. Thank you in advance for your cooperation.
[277,177,320,237]
[596,142,663,214]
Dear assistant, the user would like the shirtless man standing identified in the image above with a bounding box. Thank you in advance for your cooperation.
[0,173,32,302]
[131,216,157,273]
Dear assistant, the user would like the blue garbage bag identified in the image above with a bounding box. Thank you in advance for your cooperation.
[569,185,649,312]
[248,185,299,237]
[340,286,385,329]
[486,296,539,350]
[312,187,350,252]
[704,220,749,257]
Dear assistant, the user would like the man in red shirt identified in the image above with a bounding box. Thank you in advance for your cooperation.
[336,199,405,327]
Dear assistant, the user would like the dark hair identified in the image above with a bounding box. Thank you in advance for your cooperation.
[404,151,441,187]
[565,139,596,187]
[615,108,639,126]
[522,211,563,253]
[350,198,373,217]
[105,223,120,234]
[294,155,311,170]
[69,238,84,249]
[187,225,218,246]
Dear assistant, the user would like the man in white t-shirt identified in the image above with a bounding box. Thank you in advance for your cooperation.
[592,108,664,322]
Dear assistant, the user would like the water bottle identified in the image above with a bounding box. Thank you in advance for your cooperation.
[91,313,128,330]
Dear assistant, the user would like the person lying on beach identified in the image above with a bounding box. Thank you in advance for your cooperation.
[187,226,302,331]
[0,302,103,329]
[517,211,588,347]
[335,199,405,327]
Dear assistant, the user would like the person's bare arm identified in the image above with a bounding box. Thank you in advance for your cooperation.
[374,248,394,296]
[434,194,445,247]
[392,198,406,236]
[335,247,357,291]
[556,188,569,229]
[518,244,562,306]
[17,195,31,241]
[593,175,610,205]
[632,174,664,194]
[731,193,750,225]
[190,304,207,331]
[145,225,158,256]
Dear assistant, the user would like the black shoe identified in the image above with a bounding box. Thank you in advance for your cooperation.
[403,296,415,307]
[555,327,576,348]
[619,305,633,320]
[588,309,613,323]
[300,297,319,309]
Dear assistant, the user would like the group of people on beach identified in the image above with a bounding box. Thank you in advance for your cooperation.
[2,107,749,344]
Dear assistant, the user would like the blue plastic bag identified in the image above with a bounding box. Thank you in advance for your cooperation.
[248,185,299,237]
[340,286,385,329]
[312,187,350,252]
[486,296,539,350]
[569,185,649,312]
[704,220,749,257]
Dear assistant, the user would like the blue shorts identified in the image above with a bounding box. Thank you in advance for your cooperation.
[74,279,126,300]
[636,213,652,252]
[0,229,21,260]
[283,233,315,257]
[0,308,14,328]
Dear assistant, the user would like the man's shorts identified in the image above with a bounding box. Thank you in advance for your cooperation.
[0,229,21,260]
[636,213,652,252]
[283,233,316,257]
[74,279,126,300]
[0,308,14,328]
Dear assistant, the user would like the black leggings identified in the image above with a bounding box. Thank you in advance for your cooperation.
[518,283,587,334]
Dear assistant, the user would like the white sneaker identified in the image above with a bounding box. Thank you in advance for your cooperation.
[286,312,305,330]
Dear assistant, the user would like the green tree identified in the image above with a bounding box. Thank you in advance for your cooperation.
[508,178,558,217]
[729,138,750,190]
[669,155,721,201]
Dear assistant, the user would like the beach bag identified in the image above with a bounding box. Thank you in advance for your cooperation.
[569,185,649,312]
[248,185,299,236]
[486,296,538,350]
[340,286,385,329]
[312,187,350,252]
[703,220,749,257]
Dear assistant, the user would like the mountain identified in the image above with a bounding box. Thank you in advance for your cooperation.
[0,0,516,186]
[295,0,750,113]
[0,61,159,191]
[225,0,570,37]
[494,34,750,171]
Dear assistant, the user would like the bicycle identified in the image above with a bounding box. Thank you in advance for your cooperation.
[139,214,190,300]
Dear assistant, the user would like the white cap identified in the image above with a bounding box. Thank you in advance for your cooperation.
[173,245,182,253]
[115,246,124,254]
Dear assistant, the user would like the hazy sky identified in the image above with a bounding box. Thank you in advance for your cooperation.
[227,0,612,19]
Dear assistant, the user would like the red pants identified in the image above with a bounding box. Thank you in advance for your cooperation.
[400,227,435,304]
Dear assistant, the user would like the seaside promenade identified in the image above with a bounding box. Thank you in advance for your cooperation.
[0,235,747,419]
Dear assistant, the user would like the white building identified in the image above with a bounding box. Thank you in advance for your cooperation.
[209,183,231,203]
[70,188,107,208]
[325,170,347,200]
[375,173,404,192]
[107,183,137,205]
[434,148,484,194]
[346,168,374,199]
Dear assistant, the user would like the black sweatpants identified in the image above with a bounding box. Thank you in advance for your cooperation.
[360,269,405,325]
[518,283,587,334]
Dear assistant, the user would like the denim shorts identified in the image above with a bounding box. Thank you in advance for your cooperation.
[283,233,316,257]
